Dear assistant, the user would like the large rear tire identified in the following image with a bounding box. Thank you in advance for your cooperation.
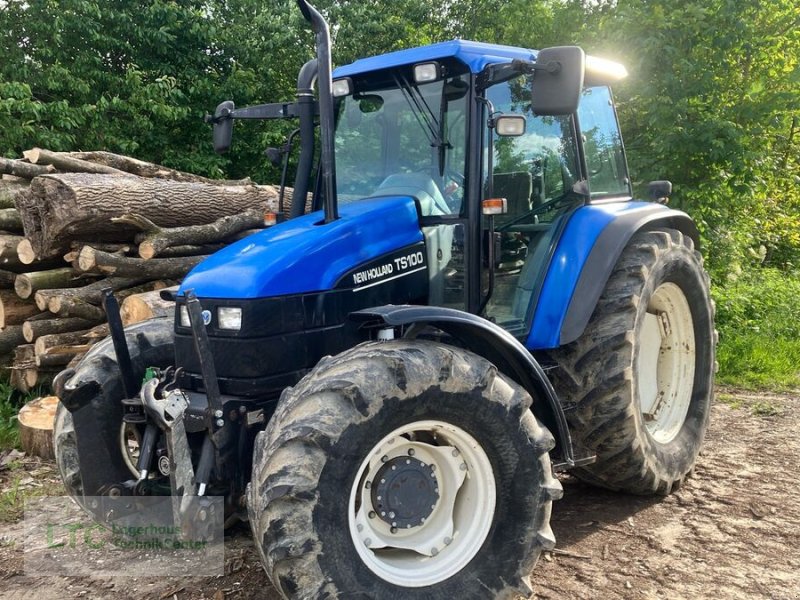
[546,228,715,494]
[248,340,562,599]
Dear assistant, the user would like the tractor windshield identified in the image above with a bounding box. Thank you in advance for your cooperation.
[334,68,470,216]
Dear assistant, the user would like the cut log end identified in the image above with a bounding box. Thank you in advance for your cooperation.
[77,246,98,272]
[18,396,59,459]
[17,238,36,265]
[138,241,157,260]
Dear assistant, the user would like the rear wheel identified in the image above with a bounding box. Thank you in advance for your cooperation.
[546,228,715,494]
[248,340,562,599]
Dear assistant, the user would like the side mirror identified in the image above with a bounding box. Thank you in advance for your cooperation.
[211,100,235,154]
[531,46,585,116]
[648,180,672,204]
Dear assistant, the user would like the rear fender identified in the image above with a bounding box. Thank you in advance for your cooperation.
[351,305,582,467]
[528,201,699,349]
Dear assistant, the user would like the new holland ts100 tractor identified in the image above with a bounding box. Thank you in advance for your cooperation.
[53,1,715,597]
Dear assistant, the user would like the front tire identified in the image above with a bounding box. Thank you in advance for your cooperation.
[547,228,715,494]
[248,340,562,599]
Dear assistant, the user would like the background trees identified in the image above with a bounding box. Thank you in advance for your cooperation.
[1,0,798,385]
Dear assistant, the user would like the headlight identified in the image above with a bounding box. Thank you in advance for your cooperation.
[179,305,190,327]
[217,307,242,330]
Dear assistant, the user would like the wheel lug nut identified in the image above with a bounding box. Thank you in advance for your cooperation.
[357,524,363,532]
[460,463,467,471]
[431,547,439,556]
[390,527,398,534]
[381,455,389,463]
[365,538,372,547]
[452,449,460,457]
[365,481,371,489]
[444,536,452,545]
[408,448,415,456]
[368,511,376,519]
[430,464,436,471]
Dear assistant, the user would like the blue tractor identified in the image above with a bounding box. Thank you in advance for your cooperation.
[53,1,715,597]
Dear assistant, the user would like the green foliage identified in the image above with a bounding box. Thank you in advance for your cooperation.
[714,269,800,389]
[1,0,799,390]
[0,380,23,450]
[591,0,800,279]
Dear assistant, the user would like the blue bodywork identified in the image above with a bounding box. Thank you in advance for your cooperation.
[526,201,651,350]
[179,196,422,298]
[333,40,536,78]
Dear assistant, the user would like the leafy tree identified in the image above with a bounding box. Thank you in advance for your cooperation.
[589,0,800,276]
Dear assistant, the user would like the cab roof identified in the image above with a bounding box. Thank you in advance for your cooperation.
[333,39,537,79]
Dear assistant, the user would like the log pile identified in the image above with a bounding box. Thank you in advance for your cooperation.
[1,148,292,392]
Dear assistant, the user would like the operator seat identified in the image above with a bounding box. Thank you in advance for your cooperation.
[370,172,450,217]
[370,172,453,304]
[492,171,532,225]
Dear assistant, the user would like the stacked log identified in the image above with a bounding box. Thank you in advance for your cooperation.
[1,148,293,392]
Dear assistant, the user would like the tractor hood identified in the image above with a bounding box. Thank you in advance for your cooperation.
[178,196,423,299]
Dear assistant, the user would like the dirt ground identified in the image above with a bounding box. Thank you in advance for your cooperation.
[1,387,798,600]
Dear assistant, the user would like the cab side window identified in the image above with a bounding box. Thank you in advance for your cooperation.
[578,86,630,198]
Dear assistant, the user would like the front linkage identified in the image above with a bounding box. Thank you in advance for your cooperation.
[60,288,259,535]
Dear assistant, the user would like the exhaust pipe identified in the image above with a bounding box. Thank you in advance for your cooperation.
[291,58,318,218]
[297,0,338,223]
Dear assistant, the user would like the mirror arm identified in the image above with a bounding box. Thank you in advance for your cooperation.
[205,101,313,124]
[510,58,564,76]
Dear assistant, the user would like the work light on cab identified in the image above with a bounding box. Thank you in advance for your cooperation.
[413,62,441,83]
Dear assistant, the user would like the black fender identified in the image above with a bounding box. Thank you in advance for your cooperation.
[560,205,699,346]
[351,305,584,468]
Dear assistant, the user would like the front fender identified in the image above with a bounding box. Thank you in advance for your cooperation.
[351,305,587,468]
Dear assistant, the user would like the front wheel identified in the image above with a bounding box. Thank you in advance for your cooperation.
[248,340,562,599]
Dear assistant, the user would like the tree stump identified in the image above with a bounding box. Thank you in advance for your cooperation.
[18,396,59,459]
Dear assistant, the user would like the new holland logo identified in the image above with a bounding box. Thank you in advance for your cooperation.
[201,310,212,326]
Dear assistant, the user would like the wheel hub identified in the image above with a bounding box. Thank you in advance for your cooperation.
[372,457,439,528]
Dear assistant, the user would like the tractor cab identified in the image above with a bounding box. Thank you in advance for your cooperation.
[329,42,630,340]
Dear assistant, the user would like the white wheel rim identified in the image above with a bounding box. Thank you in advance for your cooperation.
[637,282,696,443]
[119,423,142,478]
[348,420,496,587]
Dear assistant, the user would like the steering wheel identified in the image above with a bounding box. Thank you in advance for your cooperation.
[496,189,580,232]
[442,169,465,211]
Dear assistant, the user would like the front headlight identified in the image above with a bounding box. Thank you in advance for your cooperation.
[179,305,190,327]
[217,307,242,330]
